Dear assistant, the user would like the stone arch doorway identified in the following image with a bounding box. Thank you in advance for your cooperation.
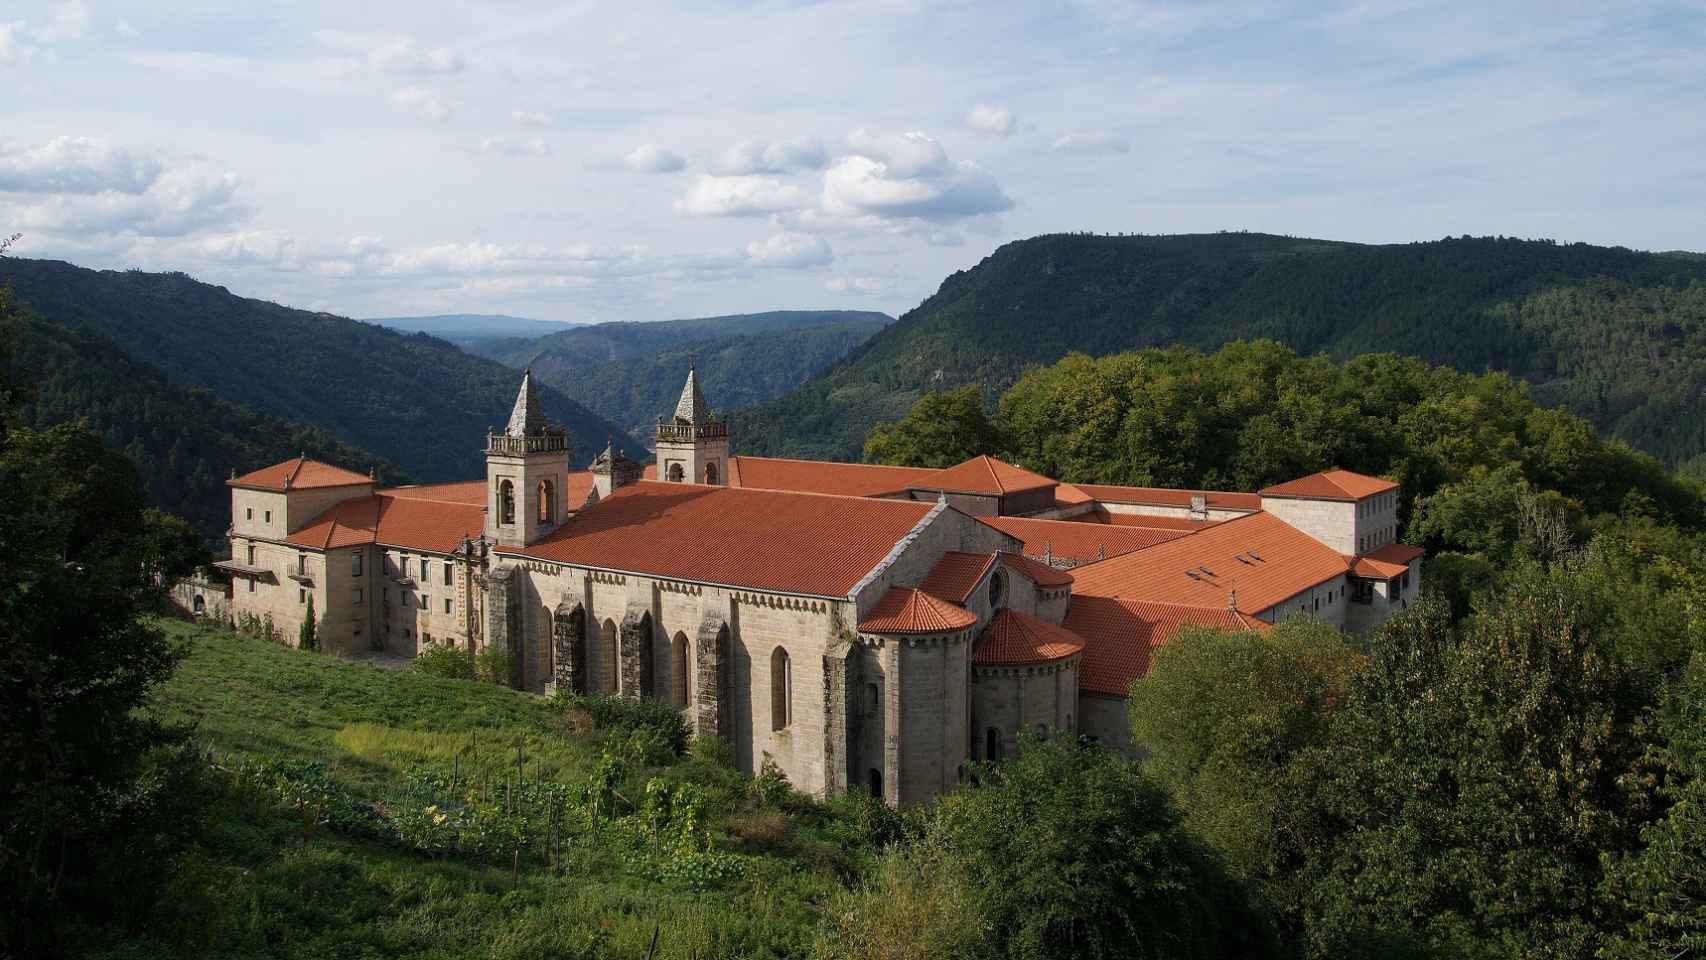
[597,619,618,694]
[670,631,690,707]
[703,462,718,484]
[553,603,587,695]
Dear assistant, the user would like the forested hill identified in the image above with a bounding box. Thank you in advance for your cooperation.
[7,315,404,542]
[732,233,1706,466]
[475,313,890,439]
[470,309,891,370]
[0,259,646,483]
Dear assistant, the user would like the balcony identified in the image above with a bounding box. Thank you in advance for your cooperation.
[486,430,568,456]
[656,421,728,443]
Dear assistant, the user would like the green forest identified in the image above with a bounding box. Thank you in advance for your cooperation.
[0,258,645,486]
[736,233,1706,467]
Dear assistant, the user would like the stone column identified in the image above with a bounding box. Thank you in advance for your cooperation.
[883,640,902,806]
[822,650,851,797]
[553,602,586,695]
[619,605,654,701]
[693,615,728,739]
[485,564,521,689]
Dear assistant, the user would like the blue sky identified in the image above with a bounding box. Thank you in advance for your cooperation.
[2,0,1702,323]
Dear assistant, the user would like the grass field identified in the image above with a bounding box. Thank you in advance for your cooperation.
[100,619,893,960]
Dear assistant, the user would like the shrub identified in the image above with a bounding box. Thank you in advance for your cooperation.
[750,754,795,808]
[815,839,992,960]
[474,644,512,686]
[413,641,474,680]
[552,693,688,758]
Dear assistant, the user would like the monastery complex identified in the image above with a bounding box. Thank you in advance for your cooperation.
[212,369,1423,805]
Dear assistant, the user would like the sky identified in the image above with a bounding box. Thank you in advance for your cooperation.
[3,1,1703,323]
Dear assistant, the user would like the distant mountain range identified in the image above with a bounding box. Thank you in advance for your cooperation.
[366,313,586,344]
[469,310,892,440]
[734,233,1706,470]
[0,259,645,540]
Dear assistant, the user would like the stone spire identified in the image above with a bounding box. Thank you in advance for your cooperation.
[505,369,546,437]
[673,363,710,425]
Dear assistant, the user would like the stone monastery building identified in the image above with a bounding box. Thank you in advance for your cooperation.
[218,369,1423,805]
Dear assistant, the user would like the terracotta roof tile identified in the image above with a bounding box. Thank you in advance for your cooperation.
[1259,468,1397,501]
[912,455,1056,496]
[919,551,997,603]
[1064,597,1266,695]
[1069,512,1350,614]
[980,515,1194,566]
[1054,482,1095,508]
[285,493,484,554]
[999,551,1074,587]
[506,481,937,597]
[381,480,486,504]
[727,456,938,498]
[230,457,373,492]
[1072,483,1261,511]
[1351,542,1425,578]
[972,609,1085,666]
[859,587,978,634]
[1083,509,1212,531]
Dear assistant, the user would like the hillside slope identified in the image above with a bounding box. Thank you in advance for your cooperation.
[0,259,645,481]
[470,309,892,371]
[733,233,1706,463]
[7,316,403,541]
[366,313,585,344]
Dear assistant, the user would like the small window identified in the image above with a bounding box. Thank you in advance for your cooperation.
[770,647,791,731]
[443,598,452,615]
[401,592,410,608]
[247,578,255,593]
[421,595,429,611]
[985,727,1003,762]
[353,588,364,605]
[864,682,880,716]
[989,569,1007,609]
[299,588,306,604]
[352,552,362,577]
[246,545,256,565]
[265,510,272,523]
[297,553,307,575]
[868,768,882,795]
[420,558,430,581]
[667,462,685,482]
[246,507,253,520]
[443,563,452,587]
[1313,597,1320,612]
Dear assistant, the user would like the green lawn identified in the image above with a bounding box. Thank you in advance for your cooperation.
[102,620,880,960]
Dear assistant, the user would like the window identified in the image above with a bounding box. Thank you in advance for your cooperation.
[443,563,452,586]
[704,462,718,484]
[421,595,429,611]
[865,683,880,716]
[1313,596,1320,612]
[985,727,1003,762]
[868,768,882,796]
[989,569,1007,609]
[1400,570,1411,590]
[1352,579,1374,604]
[352,552,362,576]
[299,588,306,604]
[265,510,271,523]
[401,592,410,608]
[353,588,364,605]
[667,462,685,482]
[770,647,791,730]
[246,507,253,520]
[537,478,555,524]
[498,480,516,525]
[247,578,255,593]
[420,558,430,581]
[297,553,307,575]
[443,598,452,615]
[246,544,256,565]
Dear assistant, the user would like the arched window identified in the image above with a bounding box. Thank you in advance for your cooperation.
[986,727,1003,762]
[537,479,555,524]
[1065,712,1073,731]
[868,768,882,796]
[192,595,205,614]
[498,480,516,525]
[864,682,880,716]
[1036,722,1048,737]
[989,569,1006,609]
[703,462,718,484]
[770,647,791,731]
[667,463,685,482]
[671,632,690,707]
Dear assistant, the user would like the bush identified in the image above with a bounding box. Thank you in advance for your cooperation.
[413,641,474,680]
[551,693,688,758]
[474,644,512,686]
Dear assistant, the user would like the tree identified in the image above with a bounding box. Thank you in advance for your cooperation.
[1127,621,1358,927]
[926,734,1278,960]
[863,385,1007,468]
[298,594,318,651]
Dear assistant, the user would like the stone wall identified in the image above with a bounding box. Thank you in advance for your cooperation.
[969,655,1080,762]
[1080,692,1138,756]
[1257,575,1350,632]
[1257,496,1358,555]
[1098,501,1252,522]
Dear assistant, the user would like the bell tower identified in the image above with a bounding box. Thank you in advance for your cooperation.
[486,370,570,547]
[655,363,729,485]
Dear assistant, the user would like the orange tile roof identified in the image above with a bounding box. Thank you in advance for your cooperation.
[1054,482,1095,508]
[726,455,938,498]
[229,457,373,492]
[979,515,1194,566]
[1072,483,1261,511]
[1350,542,1425,578]
[505,481,937,597]
[1000,551,1074,587]
[285,493,485,554]
[1069,511,1350,614]
[912,455,1056,496]
[919,551,997,603]
[972,609,1085,666]
[381,480,486,504]
[859,587,978,634]
[1064,597,1266,695]
[1259,468,1397,501]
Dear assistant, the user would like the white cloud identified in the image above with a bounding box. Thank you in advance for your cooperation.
[1,1,87,65]
[477,137,551,158]
[965,103,1015,136]
[0,137,162,194]
[714,137,827,175]
[674,175,804,216]
[624,144,686,173]
[392,86,452,122]
[745,231,832,268]
[513,109,552,128]
[31,1,88,43]
[370,38,465,76]
[820,131,1012,223]
[826,275,894,295]
[0,23,27,66]
[1052,131,1131,154]
[0,139,248,239]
